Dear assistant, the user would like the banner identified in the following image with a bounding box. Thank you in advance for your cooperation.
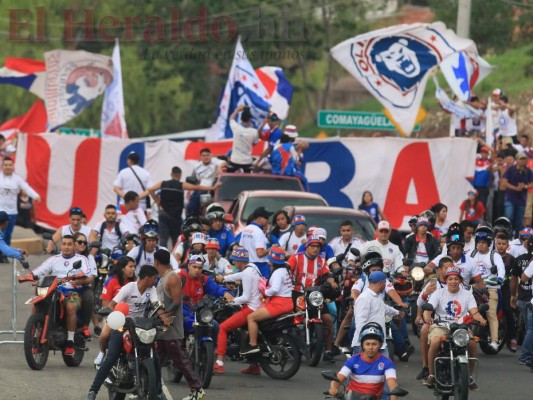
[15,134,476,231]
[45,50,114,129]
[255,66,294,120]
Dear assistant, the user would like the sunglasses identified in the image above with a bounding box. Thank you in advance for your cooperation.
[70,207,82,213]
[76,240,87,245]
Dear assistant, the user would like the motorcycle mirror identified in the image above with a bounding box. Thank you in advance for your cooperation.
[403,258,414,267]
[478,303,489,314]
[349,248,360,257]
[336,254,345,264]
[148,301,165,318]
[320,370,340,383]
[98,307,112,317]
[89,241,102,249]
[421,303,434,312]
[72,260,82,270]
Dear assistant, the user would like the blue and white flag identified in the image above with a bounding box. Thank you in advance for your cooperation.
[0,57,46,98]
[440,51,494,102]
[255,66,294,120]
[206,38,271,141]
[330,22,474,135]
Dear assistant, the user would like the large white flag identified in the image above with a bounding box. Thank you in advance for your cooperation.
[206,37,271,142]
[101,39,128,139]
[330,22,474,135]
[440,51,494,102]
[45,50,113,130]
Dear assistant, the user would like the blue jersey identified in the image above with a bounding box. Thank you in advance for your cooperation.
[208,226,235,256]
[340,353,396,397]
[359,202,380,223]
[271,143,296,176]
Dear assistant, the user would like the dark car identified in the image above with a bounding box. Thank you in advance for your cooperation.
[282,206,376,241]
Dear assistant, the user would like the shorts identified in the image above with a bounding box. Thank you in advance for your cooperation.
[428,325,448,343]
[62,292,82,311]
[525,192,533,219]
[263,296,294,317]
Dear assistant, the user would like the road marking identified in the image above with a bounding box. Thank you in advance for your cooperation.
[162,381,173,400]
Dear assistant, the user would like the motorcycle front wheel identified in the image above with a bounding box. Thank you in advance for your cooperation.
[454,361,470,400]
[195,340,215,389]
[23,313,49,370]
[479,318,506,355]
[306,323,324,367]
[62,335,85,367]
[260,332,301,380]
[138,358,158,400]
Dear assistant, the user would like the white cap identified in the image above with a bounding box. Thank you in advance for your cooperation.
[377,221,391,231]
[284,125,298,138]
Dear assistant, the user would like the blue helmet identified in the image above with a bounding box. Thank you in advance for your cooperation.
[359,322,384,344]
[141,220,159,238]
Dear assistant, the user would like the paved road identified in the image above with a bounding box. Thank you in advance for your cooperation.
[1,255,532,400]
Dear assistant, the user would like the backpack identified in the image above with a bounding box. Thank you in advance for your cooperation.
[135,244,160,266]
[470,249,498,274]
[99,221,122,241]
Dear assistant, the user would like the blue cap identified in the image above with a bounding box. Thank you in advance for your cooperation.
[368,271,387,283]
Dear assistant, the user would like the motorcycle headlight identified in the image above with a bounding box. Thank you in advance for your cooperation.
[308,291,324,307]
[135,327,157,344]
[452,329,469,347]
[199,308,214,323]
[37,287,49,297]
[411,267,425,282]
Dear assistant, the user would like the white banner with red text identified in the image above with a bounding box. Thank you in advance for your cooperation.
[15,134,476,231]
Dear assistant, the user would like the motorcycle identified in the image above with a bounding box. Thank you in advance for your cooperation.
[168,296,216,389]
[98,302,165,400]
[213,299,303,380]
[422,303,485,400]
[397,259,426,337]
[19,260,88,370]
[320,370,409,400]
[471,287,507,355]
[89,241,110,313]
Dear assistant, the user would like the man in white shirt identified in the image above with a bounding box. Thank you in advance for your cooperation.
[509,227,532,258]
[360,221,404,275]
[119,191,147,236]
[93,204,123,251]
[0,157,41,245]
[186,148,226,216]
[228,105,258,173]
[46,207,96,254]
[278,214,308,255]
[441,220,476,256]
[204,238,233,275]
[239,206,273,278]
[113,151,153,211]
[352,271,400,357]
[329,220,365,267]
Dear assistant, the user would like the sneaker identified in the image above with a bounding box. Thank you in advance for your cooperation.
[86,391,97,400]
[509,339,518,353]
[489,341,499,352]
[416,367,429,380]
[423,375,435,388]
[213,362,224,374]
[82,325,91,340]
[240,344,260,355]
[399,345,415,362]
[323,350,335,363]
[240,364,261,375]
[94,352,105,366]
[339,346,351,356]
[469,377,479,391]
[182,388,206,400]
[64,340,75,357]
[331,345,341,357]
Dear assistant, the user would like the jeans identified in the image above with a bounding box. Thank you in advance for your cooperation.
[186,191,206,217]
[3,214,17,246]
[518,300,533,363]
[390,319,408,355]
[504,200,526,237]
[501,284,516,342]
[158,210,181,249]
[521,306,533,365]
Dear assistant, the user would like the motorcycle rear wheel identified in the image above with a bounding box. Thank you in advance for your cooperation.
[23,313,49,370]
[195,340,215,389]
[454,362,470,400]
[306,323,324,367]
[138,358,158,400]
[260,332,301,380]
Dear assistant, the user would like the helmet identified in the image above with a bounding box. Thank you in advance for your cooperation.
[493,217,512,236]
[206,203,225,221]
[447,223,465,247]
[519,227,533,239]
[141,220,159,238]
[420,210,436,227]
[474,226,493,245]
[359,322,384,344]
[408,215,419,226]
[362,247,383,274]
[191,232,207,245]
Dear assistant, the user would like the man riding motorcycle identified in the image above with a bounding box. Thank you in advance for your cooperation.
[22,235,94,356]
[206,203,235,257]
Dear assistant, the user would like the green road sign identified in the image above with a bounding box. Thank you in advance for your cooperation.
[58,127,102,137]
[317,110,420,131]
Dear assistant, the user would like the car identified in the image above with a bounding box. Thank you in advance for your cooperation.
[282,206,377,241]
[212,173,305,211]
[229,190,328,234]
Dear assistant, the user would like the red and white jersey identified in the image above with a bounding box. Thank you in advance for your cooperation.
[287,252,329,292]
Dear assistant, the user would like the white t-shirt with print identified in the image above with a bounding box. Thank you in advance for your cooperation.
[191,158,224,186]
[60,224,93,239]
[351,276,395,300]
[428,287,477,321]
[470,251,505,289]
[239,223,268,263]
[430,254,482,284]
[112,281,159,318]
[279,231,307,255]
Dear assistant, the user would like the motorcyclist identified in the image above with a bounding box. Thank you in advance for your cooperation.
[45,207,95,253]
[423,266,487,389]
[172,216,203,265]
[204,238,233,276]
[329,323,400,400]
[404,216,440,263]
[22,235,93,356]
[288,234,338,362]
[127,220,178,274]
[206,203,235,256]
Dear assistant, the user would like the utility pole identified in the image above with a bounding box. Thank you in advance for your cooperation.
[456,0,472,38]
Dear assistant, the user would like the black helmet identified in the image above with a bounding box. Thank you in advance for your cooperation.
[474,226,493,245]
[362,247,383,274]
[493,217,512,236]
[359,322,384,344]
[408,215,419,226]
[447,223,465,247]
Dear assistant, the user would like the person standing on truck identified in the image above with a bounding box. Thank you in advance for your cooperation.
[227,105,259,173]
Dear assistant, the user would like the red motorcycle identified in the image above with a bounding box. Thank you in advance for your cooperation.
[18,260,88,370]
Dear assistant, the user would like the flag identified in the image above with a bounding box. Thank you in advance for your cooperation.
[440,51,494,102]
[255,66,294,120]
[0,57,46,98]
[436,87,483,120]
[330,22,474,135]
[0,99,47,139]
[44,50,114,130]
[101,39,128,139]
[206,37,271,142]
